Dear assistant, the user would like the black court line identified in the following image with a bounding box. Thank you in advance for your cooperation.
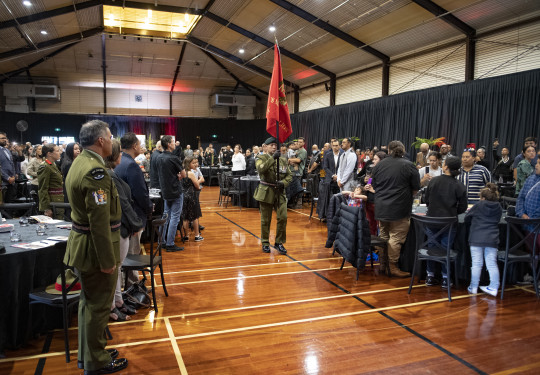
[216,212,487,375]
[34,332,53,375]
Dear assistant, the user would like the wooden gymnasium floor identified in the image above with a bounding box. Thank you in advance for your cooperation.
[2,186,540,375]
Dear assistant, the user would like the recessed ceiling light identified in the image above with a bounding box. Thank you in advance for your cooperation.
[23,1,32,6]
[269,25,276,32]
[239,48,245,54]
[40,30,47,35]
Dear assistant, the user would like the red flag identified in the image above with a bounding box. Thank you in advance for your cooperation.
[266,45,292,143]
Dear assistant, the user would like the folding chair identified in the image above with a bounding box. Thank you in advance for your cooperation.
[408,214,458,302]
[122,215,169,312]
[498,216,540,299]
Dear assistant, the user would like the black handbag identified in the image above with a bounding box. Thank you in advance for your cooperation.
[15,173,28,183]
[123,279,151,309]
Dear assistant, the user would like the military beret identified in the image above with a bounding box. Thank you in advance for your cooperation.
[264,137,277,145]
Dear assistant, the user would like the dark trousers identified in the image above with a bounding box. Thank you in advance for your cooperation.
[3,183,17,203]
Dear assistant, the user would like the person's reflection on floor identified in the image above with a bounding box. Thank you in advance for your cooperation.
[466,297,498,340]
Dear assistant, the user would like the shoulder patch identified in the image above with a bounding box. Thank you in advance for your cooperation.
[90,168,106,180]
[92,188,108,205]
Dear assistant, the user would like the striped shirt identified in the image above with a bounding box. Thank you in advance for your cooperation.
[516,174,540,232]
[457,164,491,203]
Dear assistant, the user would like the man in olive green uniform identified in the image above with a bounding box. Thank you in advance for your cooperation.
[63,120,128,374]
[254,137,292,254]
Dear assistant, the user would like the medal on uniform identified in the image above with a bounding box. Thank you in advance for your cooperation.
[92,189,107,205]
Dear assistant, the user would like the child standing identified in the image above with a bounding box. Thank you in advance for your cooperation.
[464,183,503,296]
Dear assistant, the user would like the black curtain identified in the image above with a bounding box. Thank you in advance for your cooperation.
[2,69,538,157]
[291,69,540,158]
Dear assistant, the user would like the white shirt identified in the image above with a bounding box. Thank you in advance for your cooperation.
[192,168,203,190]
[232,152,246,171]
[135,153,146,164]
[418,165,442,186]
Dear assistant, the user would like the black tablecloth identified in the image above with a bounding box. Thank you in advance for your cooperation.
[399,206,509,282]
[0,220,70,353]
[238,177,260,208]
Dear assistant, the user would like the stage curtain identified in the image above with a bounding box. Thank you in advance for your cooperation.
[290,69,540,158]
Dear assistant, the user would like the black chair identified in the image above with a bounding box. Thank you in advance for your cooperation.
[0,202,36,219]
[371,235,390,274]
[217,173,229,206]
[207,166,219,187]
[50,202,71,220]
[226,176,247,210]
[121,215,168,313]
[408,214,459,302]
[501,196,517,210]
[29,243,80,363]
[498,216,540,299]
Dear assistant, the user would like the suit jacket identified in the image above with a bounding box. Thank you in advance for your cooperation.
[0,146,15,184]
[416,151,428,168]
[109,169,143,239]
[149,150,162,188]
[63,150,121,271]
[115,152,152,227]
[322,150,342,184]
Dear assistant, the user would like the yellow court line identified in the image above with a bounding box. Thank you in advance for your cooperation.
[0,293,465,363]
[492,361,540,375]
[514,285,538,295]
[2,288,522,364]
[156,266,353,287]
[173,294,474,340]
[287,208,311,217]
[164,318,189,375]
[109,285,428,328]
[161,257,341,275]
[61,284,428,329]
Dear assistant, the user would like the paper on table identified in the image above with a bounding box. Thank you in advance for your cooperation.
[11,242,49,249]
[30,215,65,224]
[48,236,69,242]
[0,224,15,233]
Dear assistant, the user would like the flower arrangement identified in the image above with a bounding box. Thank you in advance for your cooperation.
[411,137,446,149]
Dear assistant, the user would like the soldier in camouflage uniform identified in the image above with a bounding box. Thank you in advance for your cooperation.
[63,120,128,374]
[38,144,64,219]
[253,137,292,254]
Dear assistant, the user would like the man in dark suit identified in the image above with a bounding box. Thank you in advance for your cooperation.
[0,133,23,202]
[317,139,343,220]
[149,140,163,189]
[114,132,152,284]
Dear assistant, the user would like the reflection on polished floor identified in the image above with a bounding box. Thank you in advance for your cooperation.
[1,186,540,374]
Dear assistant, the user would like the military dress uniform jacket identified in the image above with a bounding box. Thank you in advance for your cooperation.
[253,154,292,204]
[37,159,64,213]
[63,150,122,272]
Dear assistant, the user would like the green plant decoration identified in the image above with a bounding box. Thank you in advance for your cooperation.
[147,134,153,150]
[411,137,446,149]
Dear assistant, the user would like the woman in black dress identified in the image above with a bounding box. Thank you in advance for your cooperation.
[182,156,204,242]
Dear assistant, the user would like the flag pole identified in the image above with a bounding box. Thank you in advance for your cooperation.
[274,36,281,187]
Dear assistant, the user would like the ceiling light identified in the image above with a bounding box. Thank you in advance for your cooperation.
[103,5,201,38]
[269,25,276,32]
[40,30,47,35]
[23,1,32,6]
[239,48,245,54]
